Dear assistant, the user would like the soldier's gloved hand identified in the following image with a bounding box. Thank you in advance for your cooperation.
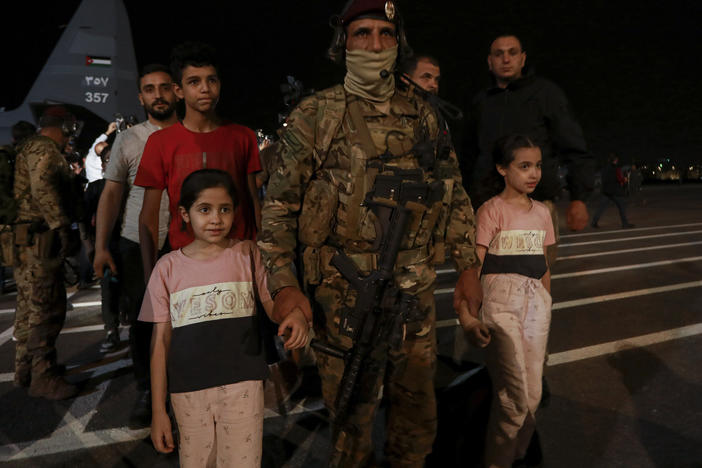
[272,287,313,324]
[58,226,81,258]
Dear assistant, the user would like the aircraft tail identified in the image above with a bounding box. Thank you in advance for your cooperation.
[0,0,141,146]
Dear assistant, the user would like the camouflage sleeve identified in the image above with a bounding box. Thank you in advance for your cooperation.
[25,139,71,230]
[444,147,480,272]
[257,95,321,294]
[423,103,480,272]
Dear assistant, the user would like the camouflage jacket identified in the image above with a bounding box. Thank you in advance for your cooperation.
[259,84,479,296]
[14,135,73,230]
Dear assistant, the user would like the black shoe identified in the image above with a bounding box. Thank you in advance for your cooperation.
[128,389,152,428]
[590,221,600,228]
[622,223,635,229]
[100,329,120,353]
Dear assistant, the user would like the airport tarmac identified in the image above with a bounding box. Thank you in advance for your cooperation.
[0,184,700,467]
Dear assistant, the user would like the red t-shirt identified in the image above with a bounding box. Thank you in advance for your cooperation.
[134,122,261,249]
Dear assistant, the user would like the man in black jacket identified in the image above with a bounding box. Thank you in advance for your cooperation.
[463,34,595,265]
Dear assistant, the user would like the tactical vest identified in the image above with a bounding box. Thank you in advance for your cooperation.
[297,86,455,285]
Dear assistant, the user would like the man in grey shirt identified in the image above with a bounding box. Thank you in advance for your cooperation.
[93,64,177,427]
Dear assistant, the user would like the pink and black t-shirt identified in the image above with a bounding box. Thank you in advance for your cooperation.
[476,196,555,279]
[139,240,273,393]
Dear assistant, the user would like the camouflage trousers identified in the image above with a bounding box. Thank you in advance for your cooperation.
[13,245,67,386]
[314,277,438,468]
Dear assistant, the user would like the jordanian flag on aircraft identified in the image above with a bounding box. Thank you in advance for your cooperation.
[85,56,112,67]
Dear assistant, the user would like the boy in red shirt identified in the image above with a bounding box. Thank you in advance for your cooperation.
[135,42,262,279]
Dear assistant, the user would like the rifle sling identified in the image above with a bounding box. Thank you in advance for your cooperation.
[346,97,378,161]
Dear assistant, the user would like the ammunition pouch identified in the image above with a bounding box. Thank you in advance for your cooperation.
[32,229,59,260]
[3,221,62,263]
[298,179,338,247]
[302,246,321,286]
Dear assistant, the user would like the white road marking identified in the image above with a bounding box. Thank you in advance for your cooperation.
[435,246,702,275]
[70,301,102,308]
[61,324,107,334]
[559,230,702,248]
[560,222,702,239]
[0,326,14,347]
[550,256,702,279]
[435,280,702,312]
[1,296,100,315]
[1,336,136,461]
[557,240,702,260]
[551,280,702,310]
[547,323,702,366]
[1,426,150,461]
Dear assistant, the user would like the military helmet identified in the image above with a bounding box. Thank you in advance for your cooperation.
[327,0,413,64]
[37,106,79,137]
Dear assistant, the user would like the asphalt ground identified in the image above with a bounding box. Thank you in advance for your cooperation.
[0,183,700,467]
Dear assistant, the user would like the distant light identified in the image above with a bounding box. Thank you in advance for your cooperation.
[283,122,288,127]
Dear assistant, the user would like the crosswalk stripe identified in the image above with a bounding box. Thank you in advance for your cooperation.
[557,240,702,260]
[559,222,702,239]
[547,323,702,366]
[559,230,702,248]
[550,256,702,279]
[434,280,702,314]
[551,280,702,310]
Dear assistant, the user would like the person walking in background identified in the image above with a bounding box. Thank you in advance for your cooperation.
[628,162,645,206]
[591,154,634,228]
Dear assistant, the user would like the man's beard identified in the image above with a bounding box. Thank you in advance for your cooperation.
[145,100,176,121]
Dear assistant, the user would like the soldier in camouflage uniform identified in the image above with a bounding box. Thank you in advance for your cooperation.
[258,1,482,466]
[11,109,80,400]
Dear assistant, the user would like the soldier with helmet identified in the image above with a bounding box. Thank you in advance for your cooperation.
[10,107,81,400]
[258,1,482,465]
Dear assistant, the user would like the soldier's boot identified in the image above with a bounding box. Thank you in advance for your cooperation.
[13,366,31,388]
[28,374,79,400]
[14,355,32,388]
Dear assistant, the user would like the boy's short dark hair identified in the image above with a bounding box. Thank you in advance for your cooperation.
[137,63,172,91]
[170,42,220,85]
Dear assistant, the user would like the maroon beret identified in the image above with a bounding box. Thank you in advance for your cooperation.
[341,0,397,25]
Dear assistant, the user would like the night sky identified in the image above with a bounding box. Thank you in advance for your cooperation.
[2,0,701,167]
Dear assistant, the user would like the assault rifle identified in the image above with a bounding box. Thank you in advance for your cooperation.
[311,169,444,441]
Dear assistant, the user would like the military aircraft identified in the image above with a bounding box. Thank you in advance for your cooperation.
[0,0,141,150]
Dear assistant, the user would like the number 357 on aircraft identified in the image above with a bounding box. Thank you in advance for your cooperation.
[85,92,109,103]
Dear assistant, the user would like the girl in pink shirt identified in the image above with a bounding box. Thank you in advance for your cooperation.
[458,135,555,468]
[141,169,308,467]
